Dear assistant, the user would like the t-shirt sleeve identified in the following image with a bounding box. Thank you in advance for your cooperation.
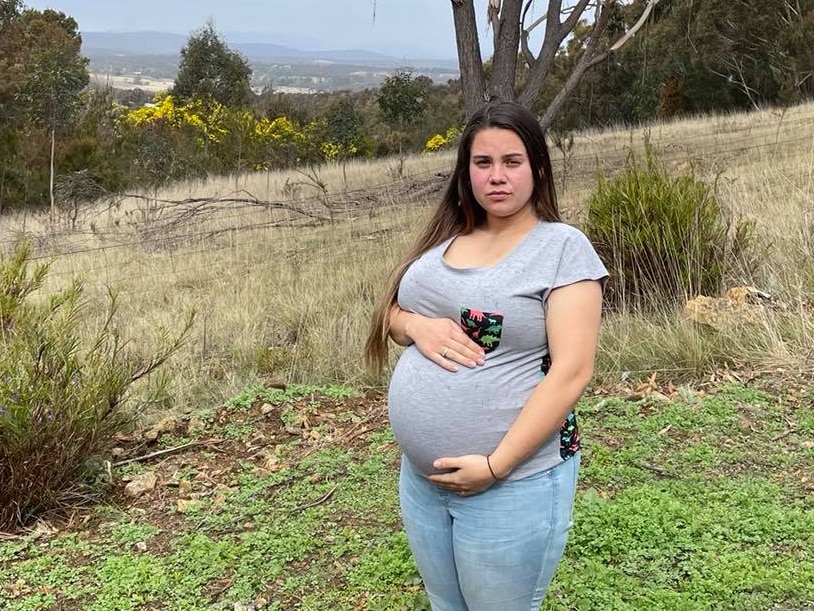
[547,228,609,297]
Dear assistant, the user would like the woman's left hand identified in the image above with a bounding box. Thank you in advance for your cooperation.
[428,455,497,496]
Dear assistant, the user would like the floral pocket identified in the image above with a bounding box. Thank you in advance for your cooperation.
[559,411,580,460]
[460,308,504,354]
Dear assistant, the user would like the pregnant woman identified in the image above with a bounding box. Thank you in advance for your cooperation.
[365,100,607,610]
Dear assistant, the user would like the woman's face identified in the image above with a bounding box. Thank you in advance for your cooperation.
[468,127,535,225]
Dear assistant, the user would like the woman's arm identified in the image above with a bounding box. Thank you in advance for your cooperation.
[487,280,603,478]
[388,304,485,371]
[429,279,603,490]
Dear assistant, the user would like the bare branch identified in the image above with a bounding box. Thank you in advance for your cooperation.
[523,1,547,36]
[607,0,662,55]
[488,0,501,54]
[519,0,592,106]
[112,441,202,467]
[534,0,612,126]
[520,0,543,65]
[560,0,594,35]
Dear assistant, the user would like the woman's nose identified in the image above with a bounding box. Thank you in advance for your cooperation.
[489,166,507,183]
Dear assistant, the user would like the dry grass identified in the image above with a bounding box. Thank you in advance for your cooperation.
[1,103,813,414]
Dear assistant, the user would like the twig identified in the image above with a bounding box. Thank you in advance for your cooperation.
[112,441,200,467]
[0,531,25,541]
[771,429,797,442]
[636,461,676,478]
[208,578,234,602]
[345,427,374,443]
[290,484,339,512]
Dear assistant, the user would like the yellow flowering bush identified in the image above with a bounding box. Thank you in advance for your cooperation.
[321,142,359,162]
[119,94,228,145]
[114,94,360,177]
[253,116,303,145]
[424,125,461,153]
[424,133,448,152]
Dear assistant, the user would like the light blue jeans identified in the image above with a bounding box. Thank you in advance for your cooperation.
[399,453,580,611]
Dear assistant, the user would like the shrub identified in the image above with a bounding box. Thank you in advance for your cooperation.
[585,145,757,310]
[0,243,193,530]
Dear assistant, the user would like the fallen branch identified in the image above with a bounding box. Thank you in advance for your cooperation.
[771,429,797,442]
[0,531,25,541]
[112,441,201,467]
[290,484,339,512]
[635,461,677,478]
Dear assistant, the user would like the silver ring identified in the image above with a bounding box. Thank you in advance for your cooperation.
[442,348,449,358]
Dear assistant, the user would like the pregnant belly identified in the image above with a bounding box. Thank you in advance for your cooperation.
[387,348,511,476]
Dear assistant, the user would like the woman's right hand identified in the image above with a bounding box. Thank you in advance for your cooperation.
[395,309,486,372]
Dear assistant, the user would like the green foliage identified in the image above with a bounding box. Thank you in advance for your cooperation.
[0,242,193,530]
[173,21,252,108]
[378,70,428,130]
[225,382,358,411]
[585,144,757,309]
[18,9,89,131]
[2,384,813,608]
[542,0,814,130]
[0,5,90,213]
[325,98,365,153]
[377,70,429,173]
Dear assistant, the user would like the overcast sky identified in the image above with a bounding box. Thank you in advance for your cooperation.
[23,0,498,59]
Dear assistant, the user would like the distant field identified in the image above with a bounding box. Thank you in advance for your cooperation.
[91,73,175,93]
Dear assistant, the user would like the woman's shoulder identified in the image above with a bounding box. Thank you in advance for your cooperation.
[537,220,589,239]
[533,220,596,250]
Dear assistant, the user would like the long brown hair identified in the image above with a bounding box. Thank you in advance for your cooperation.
[364,100,561,375]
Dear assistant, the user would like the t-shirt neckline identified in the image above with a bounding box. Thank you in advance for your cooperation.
[439,221,544,273]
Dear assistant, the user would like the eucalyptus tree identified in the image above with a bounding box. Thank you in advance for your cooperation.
[377,70,428,175]
[18,9,89,224]
[449,0,662,126]
[173,22,253,108]
[0,0,25,212]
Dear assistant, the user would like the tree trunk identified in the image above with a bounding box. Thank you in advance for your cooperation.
[452,0,663,124]
[49,127,55,229]
[451,0,487,119]
[489,0,523,101]
[0,164,6,216]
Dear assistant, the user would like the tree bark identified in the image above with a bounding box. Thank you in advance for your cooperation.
[489,0,523,101]
[451,0,487,119]
[452,0,663,124]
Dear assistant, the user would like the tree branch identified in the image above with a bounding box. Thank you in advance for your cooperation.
[606,0,661,56]
[534,0,612,126]
[520,0,541,65]
[519,0,592,108]
[535,0,662,126]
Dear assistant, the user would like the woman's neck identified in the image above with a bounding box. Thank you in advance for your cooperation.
[480,210,539,237]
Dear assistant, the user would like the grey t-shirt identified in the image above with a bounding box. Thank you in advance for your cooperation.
[388,220,608,480]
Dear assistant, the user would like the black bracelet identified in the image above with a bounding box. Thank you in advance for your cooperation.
[486,455,500,481]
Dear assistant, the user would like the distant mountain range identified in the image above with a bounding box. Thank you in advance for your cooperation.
[81,31,459,70]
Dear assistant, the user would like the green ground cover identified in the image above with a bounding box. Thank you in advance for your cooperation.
[1,381,812,610]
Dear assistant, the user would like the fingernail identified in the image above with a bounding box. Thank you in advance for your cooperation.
[476,358,485,365]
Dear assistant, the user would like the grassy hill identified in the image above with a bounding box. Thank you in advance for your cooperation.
[0,102,812,609]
